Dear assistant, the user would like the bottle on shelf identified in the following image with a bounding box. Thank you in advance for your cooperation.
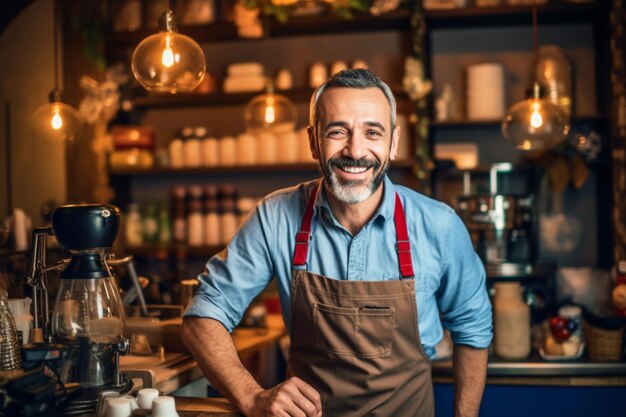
[183,126,202,168]
[219,135,237,166]
[187,185,204,247]
[157,202,171,244]
[219,184,239,245]
[172,186,187,244]
[169,136,184,169]
[142,200,159,244]
[125,203,143,247]
[202,134,219,168]
[203,185,221,246]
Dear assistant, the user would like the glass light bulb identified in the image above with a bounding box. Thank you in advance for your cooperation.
[132,30,206,93]
[530,102,543,128]
[501,97,570,151]
[51,108,63,130]
[161,35,175,67]
[33,101,84,143]
[245,92,297,131]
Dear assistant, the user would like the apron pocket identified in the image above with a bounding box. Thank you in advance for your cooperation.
[313,303,395,359]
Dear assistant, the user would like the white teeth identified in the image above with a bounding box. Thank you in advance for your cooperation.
[341,166,367,173]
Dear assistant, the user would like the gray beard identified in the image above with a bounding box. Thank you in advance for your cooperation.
[319,157,388,205]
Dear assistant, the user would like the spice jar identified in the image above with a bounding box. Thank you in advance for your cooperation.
[219,184,239,245]
[183,126,202,168]
[493,282,531,359]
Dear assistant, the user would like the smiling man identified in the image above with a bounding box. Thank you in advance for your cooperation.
[182,69,493,417]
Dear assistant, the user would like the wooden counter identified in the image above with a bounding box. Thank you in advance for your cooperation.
[120,314,287,394]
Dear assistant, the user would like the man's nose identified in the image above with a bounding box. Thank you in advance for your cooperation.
[342,133,367,160]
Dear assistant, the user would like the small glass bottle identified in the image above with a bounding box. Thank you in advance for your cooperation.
[157,202,171,244]
[187,185,204,247]
[203,185,221,246]
[493,282,531,359]
[125,203,143,247]
[142,201,159,244]
[0,290,22,370]
[171,186,187,244]
[219,184,239,245]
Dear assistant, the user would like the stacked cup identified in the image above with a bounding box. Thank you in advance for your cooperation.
[466,63,506,121]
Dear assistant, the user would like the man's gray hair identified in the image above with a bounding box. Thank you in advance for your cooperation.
[309,68,397,131]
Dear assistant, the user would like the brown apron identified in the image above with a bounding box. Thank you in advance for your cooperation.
[287,183,434,417]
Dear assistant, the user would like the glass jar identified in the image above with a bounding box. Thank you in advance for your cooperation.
[493,282,531,359]
[535,45,573,117]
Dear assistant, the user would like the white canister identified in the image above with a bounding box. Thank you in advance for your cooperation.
[237,133,258,165]
[275,68,293,90]
[493,282,531,359]
[256,130,277,165]
[169,138,184,169]
[466,63,505,120]
[7,298,33,345]
[201,136,219,167]
[297,127,314,163]
[309,62,328,89]
[183,136,202,168]
[275,131,299,164]
[219,136,237,166]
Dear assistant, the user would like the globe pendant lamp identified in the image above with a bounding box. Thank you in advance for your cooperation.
[501,1,570,151]
[32,0,84,143]
[244,81,297,132]
[131,1,206,93]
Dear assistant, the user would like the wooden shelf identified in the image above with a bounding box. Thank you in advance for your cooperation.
[106,9,411,47]
[106,3,603,48]
[431,115,606,130]
[133,86,409,109]
[108,159,416,177]
[123,243,223,257]
[424,2,605,29]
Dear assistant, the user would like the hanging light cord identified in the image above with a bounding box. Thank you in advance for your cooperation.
[53,0,60,92]
[532,0,538,60]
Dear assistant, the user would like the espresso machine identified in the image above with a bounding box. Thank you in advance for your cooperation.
[456,163,556,323]
[19,204,132,415]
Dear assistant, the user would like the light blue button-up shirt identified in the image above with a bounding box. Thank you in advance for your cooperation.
[185,176,493,358]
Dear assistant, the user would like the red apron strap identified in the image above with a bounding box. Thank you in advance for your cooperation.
[292,183,320,267]
[394,193,415,278]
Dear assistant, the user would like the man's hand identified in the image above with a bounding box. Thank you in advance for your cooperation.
[249,377,322,417]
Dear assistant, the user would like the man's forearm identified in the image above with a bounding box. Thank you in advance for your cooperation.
[182,317,262,414]
[452,344,488,417]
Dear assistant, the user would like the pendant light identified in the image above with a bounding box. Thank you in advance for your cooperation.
[501,1,570,151]
[32,0,84,143]
[131,0,206,93]
[244,80,297,132]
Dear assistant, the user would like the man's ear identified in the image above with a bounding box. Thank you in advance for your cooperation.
[390,124,400,161]
[308,125,320,160]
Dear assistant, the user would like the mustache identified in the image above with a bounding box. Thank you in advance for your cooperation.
[328,157,380,170]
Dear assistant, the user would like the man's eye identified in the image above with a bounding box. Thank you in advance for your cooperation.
[327,130,346,138]
[366,130,383,138]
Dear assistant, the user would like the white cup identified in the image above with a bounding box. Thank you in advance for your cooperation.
[152,396,179,417]
[106,398,132,417]
[136,388,159,409]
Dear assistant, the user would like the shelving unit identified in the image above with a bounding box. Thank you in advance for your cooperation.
[100,1,613,268]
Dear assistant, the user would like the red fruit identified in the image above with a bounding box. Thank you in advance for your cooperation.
[549,316,572,342]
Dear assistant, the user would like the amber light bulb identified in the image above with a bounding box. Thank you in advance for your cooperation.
[131,10,206,94]
[33,90,84,143]
[501,82,570,151]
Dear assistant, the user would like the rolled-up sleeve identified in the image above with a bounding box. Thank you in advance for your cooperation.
[436,213,493,348]
[183,202,275,332]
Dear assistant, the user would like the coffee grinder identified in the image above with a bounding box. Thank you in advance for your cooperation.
[24,204,131,415]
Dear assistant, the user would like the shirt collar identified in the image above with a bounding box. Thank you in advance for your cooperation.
[313,175,396,224]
